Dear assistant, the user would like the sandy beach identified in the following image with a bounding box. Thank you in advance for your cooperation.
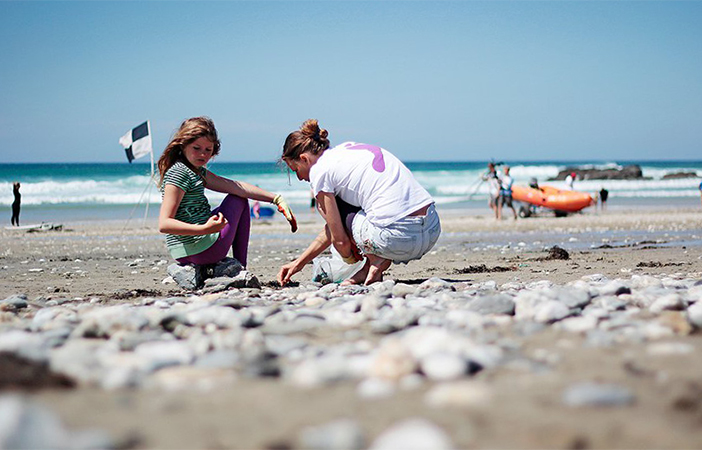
[1,205,702,449]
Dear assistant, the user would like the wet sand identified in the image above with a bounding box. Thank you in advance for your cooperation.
[1,205,702,449]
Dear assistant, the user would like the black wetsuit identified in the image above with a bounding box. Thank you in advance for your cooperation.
[11,186,20,226]
[599,188,609,203]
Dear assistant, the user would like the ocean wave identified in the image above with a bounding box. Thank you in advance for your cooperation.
[1,163,700,207]
[610,190,700,198]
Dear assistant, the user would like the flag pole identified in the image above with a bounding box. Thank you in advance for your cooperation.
[119,120,155,229]
[142,121,155,227]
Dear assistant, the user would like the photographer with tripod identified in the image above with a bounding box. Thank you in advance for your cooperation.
[482,162,502,218]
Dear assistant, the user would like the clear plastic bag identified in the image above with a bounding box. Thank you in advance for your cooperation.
[312,246,365,284]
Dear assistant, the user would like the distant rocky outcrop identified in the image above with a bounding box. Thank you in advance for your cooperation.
[661,171,699,180]
[548,165,649,181]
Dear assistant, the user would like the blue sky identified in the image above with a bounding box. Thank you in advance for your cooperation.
[1,1,701,163]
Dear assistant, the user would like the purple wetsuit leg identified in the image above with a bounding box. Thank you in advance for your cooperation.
[176,194,251,267]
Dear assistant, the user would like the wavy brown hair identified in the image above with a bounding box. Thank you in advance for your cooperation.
[281,119,330,161]
[157,117,221,186]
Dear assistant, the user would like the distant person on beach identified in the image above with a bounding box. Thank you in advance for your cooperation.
[599,187,609,211]
[11,182,21,227]
[699,180,702,208]
[482,162,501,217]
[497,166,517,220]
[158,117,297,268]
[277,119,440,286]
[251,200,261,219]
[565,172,576,190]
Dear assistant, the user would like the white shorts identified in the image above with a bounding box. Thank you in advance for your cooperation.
[351,204,441,264]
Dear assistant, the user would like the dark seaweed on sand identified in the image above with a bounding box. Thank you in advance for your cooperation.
[454,264,514,274]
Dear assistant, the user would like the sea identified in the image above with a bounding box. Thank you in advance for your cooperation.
[1,160,701,225]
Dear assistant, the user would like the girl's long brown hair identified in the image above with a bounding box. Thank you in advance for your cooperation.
[281,119,330,161]
[157,117,221,187]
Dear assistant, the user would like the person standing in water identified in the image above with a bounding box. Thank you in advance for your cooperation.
[11,182,21,227]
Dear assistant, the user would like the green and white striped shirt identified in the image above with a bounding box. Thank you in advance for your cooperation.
[161,162,218,259]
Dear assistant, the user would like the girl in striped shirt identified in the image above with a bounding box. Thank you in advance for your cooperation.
[158,117,296,267]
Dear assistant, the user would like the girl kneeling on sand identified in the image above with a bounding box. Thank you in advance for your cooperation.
[278,119,441,286]
[158,117,297,267]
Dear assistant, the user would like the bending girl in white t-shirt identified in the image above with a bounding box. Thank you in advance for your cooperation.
[278,119,441,286]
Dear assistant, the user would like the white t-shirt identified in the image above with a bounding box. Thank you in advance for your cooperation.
[485,171,501,196]
[309,142,433,227]
[500,174,513,193]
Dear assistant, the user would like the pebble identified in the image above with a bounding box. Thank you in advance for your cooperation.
[420,353,467,381]
[598,296,627,311]
[687,301,702,328]
[534,300,572,323]
[391,283,417,298]
[299,418,366,450]
[557,315,599,333]
[369,339,416,381]
[467,294,515,315]
[425,381,492,408]
[357,377,396,399]
[368,418,454,450]
[134,340,195,370]
[562,382,635,407]
[649,293,686,314]
[2,294,28,310]
[167,263,201,290]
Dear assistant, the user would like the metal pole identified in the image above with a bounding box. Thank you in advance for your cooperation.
[142,121,155,227]
[467,172,487,200]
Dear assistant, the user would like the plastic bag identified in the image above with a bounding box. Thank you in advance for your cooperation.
[312,246,365,284]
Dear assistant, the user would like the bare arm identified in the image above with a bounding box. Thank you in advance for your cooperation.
[204,171,276,202]
[158,184,226,235]
[277,227,331,285]
[205,170,298,233]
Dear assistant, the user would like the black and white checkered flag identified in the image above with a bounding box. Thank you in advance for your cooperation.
[119,121,152,163]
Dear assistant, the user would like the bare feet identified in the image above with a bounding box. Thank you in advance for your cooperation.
[364,254,391,285]
[340,254,392,286]
[340,260,370,286]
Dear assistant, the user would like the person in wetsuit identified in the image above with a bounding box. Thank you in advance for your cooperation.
[599,187,609,211]
[11,182,21,226]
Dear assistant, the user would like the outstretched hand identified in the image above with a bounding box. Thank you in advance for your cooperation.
[278,261,299,286]
[273,194,298,233]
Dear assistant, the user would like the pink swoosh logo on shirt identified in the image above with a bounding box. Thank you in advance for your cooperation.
[346,143,385,172]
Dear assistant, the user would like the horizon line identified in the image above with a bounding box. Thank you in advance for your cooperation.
[2,158,702,165]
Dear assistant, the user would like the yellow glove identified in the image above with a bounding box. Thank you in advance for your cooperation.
[341,242,363,264]
[273,194,298,233]
[342,254,359,264]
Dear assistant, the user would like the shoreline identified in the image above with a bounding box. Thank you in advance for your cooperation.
[7,193,701,226]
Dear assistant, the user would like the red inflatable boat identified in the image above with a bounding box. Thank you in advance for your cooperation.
[512,185,595,213]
